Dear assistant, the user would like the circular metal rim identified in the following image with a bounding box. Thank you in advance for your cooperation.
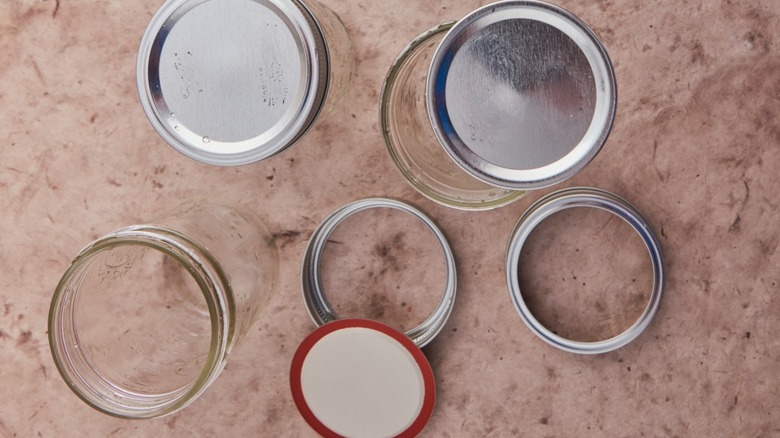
[290,318,436,438]
[505,187,664,354]
[48,228,230,418]
[136,0,329,166]
[301,198,457,348]
[427,0,618,190]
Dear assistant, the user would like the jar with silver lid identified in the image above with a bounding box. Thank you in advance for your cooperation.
[137,0,352,165]
[380,0,617,210]
[48,200,278,418]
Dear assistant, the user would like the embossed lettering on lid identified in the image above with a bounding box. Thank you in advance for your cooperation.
[138,0,328,165]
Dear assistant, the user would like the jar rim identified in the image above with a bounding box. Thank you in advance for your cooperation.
[48,227,232,418]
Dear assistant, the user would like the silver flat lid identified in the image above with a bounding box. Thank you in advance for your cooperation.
[427,0,616,189]
[137,0,328,165]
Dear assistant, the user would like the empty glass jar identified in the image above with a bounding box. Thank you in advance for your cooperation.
[48,200,278,418]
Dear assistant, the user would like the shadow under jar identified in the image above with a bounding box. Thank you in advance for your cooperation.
[137,0,353,165]
[48,201,278,418]
[380,0,616,210]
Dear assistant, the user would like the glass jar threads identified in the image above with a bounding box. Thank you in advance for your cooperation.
[137,0,353,165]
[48,201,278,418]
[381,0,617,210]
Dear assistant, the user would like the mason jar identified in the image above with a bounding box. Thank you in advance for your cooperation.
[380,0,617,210]
[137,0,353,165]
[48,201,278,418]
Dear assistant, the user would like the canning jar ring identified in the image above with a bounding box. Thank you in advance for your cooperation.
[506,187,664,354]
[302,198,457,348]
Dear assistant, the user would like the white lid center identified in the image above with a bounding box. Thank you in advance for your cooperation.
[300,327,426,438]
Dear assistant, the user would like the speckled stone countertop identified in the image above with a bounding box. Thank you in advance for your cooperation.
[1,0,778,436]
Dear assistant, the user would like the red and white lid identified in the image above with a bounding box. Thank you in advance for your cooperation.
[290,319,436,438]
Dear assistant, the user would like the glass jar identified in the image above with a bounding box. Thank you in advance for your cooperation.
[137,0,353,165]
[380,1,617,210]
[48,201,278,418]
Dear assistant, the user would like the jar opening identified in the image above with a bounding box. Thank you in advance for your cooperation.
[49,230,229,418]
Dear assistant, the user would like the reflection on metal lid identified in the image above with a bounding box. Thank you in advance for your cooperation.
[428,0,617,189]
[137,0,328,165]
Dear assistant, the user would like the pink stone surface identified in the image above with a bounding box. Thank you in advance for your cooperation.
[1,0,779,436]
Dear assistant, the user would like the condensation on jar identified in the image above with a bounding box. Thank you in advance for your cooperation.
[137,0,353,165]
[48,201,278,418]
[380,0,617,210]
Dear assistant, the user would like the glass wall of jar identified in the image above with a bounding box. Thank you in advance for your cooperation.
[380,0,617,210]
[48,201,278,418]
[137,0,353,165]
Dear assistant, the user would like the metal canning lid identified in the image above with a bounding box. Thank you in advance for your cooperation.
[427,0,617,189]
[506,187,664,354]
[301,198,457,348]
[137,0,329,165]
[290,319,436,438]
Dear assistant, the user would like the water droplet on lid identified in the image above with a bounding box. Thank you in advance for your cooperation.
[202,136,211,143]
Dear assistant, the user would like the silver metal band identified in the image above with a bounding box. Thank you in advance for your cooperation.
[302,198,457,348]
[506,187,664,354]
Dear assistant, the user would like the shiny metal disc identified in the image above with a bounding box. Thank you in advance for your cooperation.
[137,0,328,165]
[427,0,616,189]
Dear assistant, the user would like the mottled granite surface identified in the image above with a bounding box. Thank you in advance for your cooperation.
[1,0,779,436]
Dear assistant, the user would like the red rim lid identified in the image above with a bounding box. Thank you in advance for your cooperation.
[290,319,436,438]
